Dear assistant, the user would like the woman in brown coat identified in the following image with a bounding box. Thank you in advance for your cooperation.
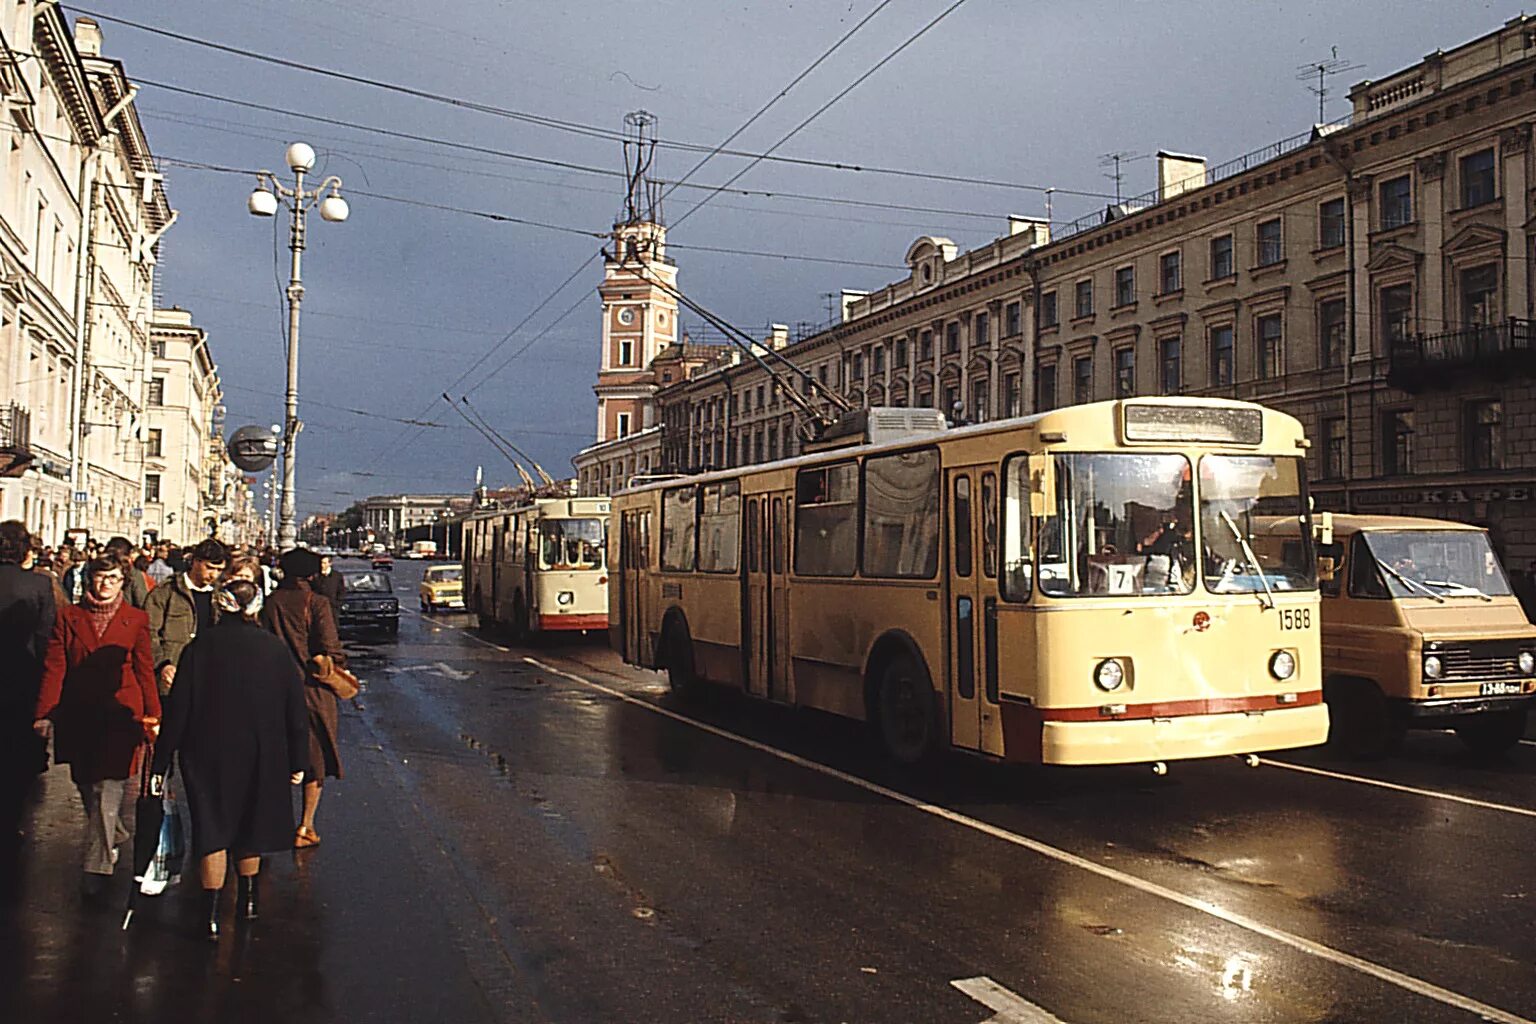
[259,548,343,848]
[33,557,160,896]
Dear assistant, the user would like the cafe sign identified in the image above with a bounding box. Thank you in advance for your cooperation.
[1353,485,1536,506]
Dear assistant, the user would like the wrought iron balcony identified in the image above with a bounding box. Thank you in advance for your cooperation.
[1387,318,1536,392]
[0,404,34,479]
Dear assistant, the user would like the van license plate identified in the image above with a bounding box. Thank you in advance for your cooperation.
[1479,681,1523,696]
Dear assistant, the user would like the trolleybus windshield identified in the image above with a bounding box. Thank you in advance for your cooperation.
[538,518,605,570]
[1356,529,1512,599]
[1199,455,1315,594]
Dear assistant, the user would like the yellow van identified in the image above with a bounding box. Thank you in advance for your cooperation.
[1275,514,1536,757]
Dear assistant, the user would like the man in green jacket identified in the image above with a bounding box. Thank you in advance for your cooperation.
[143,538,228,695]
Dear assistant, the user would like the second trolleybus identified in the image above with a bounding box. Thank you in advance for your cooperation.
[463,496,610,638]
[609,397,1329,769]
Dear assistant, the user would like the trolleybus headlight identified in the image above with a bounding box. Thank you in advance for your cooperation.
[1423,654,1444,680]
[1519,651,1535,675]
[1094,659,1125,692]
[1268,650,1296,681]
[557,591,575,606]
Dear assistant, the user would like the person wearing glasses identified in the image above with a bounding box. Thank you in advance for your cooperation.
[34,556,160,898]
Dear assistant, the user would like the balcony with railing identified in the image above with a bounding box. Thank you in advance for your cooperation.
[0,404,34,478]
[1388,318,1536,391]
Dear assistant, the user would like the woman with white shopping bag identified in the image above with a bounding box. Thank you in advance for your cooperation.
[150,579,309,941]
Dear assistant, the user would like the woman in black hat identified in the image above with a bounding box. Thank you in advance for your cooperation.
[259,548,345,849]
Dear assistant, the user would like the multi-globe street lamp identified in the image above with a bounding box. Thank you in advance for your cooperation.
[247,142,349,551]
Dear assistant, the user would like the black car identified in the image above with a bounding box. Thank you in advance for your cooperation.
[338,570,400,638]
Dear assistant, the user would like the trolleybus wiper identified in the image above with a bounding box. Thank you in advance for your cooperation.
[1376,560,1445,603]
[1219,510,1275,610]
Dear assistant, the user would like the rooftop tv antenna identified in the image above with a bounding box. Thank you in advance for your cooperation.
[621,110,663,226]
[1297,49,1365,124]
[1098,151,1146,204]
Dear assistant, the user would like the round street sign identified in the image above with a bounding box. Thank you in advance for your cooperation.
[229,425,279,472]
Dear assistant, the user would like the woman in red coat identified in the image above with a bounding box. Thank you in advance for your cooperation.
[33,557,160,896]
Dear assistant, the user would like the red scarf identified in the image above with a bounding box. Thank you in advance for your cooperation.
[80,591,124,639]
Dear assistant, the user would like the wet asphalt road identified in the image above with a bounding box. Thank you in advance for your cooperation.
[3,559,1535,1024]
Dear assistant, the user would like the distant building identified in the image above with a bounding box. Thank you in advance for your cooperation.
[362,493,466,545]
[142,309,216,544]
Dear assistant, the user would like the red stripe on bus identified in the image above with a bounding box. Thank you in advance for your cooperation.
[539,614,609,631]
[1030,690,1323,722]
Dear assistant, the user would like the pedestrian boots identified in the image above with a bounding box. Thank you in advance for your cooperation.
[203,889,221,942]
[237,874,259,921]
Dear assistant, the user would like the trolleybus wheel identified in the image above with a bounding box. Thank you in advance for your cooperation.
[1454,708,1527,757]
[663,621,699,698]
[1325,678,1402,759]
[509,592,530,643]
[875,654,937,765]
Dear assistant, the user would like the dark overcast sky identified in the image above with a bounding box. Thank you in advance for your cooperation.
[65,0,1529,513]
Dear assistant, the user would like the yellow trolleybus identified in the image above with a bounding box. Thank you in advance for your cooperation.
[463,496,610,638]
[610,398,1328,768]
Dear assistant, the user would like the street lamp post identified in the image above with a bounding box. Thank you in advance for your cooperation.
[248,142,350,551]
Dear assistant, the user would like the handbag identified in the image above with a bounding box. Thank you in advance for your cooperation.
[307,654,360,700]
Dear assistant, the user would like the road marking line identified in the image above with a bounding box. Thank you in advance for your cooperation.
[951,976,1067,1023]
[526,656,1533,1024]
[1257,758,1536,820]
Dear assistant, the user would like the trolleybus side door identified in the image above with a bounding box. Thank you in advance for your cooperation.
[744,496,770,698]
[769,493,791,703]
[948,469,982,750]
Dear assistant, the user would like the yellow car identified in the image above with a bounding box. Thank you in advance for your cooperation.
[419,564,465,612]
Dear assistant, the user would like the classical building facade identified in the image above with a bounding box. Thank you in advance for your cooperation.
[0,9,177,544]
[362,492,464,545]
[143,309,217,543]
[640,15,1536,564]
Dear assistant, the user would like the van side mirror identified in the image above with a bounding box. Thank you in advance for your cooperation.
[1313,510,1334,547]
[1317,555,1337,583]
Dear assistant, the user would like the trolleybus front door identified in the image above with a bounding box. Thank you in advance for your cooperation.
[745,496,769,698]
[769,494,790,702]
[620,510,649,665]
[948,469,1002,754]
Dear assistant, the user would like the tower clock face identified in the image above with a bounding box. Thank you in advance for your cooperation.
[617,307,636,325]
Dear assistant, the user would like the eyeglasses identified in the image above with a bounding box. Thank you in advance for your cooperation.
[95,574,124,586]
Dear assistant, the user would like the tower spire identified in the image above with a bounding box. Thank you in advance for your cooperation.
[621,110,663,228]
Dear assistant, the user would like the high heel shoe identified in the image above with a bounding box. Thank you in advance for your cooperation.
[237,874,260,921]
[204,888,221,942]
[294,826,320,849]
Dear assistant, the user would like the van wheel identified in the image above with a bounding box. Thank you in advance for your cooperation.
[663,622,698,698]
[1455,708,1527,757]
[875,653,937,765]
[1325,678,1402,759]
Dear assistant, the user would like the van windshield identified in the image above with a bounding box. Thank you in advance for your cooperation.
[1359,530,1512,598]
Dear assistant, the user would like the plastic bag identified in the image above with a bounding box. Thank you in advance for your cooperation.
[137,789,186,896]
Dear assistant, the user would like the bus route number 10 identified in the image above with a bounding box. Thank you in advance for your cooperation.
[1279,608,1311,631]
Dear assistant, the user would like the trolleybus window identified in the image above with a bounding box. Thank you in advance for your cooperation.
[1199,455,1315,594]
[862,449,940,578]
[1000,460,1035,600]
[661,484,698,571]
[1353,529,1511,600]
[697,480,741,573]
[953,476,973,578]
[980,472,998,579]
[1029,453,1196,597]
[795,462,858,576]
[538,518,605,570]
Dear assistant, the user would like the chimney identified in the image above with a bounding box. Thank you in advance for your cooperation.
[75,18,102,57]
[838,291,868,323]
[768,324,790,350]
[1157,151,1206,201]
[1006,215,1050,246]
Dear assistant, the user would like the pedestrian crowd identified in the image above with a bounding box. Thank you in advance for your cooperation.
[0,522,353,941]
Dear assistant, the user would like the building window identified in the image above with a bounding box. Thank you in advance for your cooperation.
[1036,364,1056,412]
[147,378,165,406]
[1209,325,1233,386]
[756,385,765,408]
[1072,355,1092,405]
[1256,315,1282,378]
[618,339,633,365]
[1323,417,1346,479]
[817,365,828,387]
[1159,251,1181,295]
[1319,298,1347,368]
[1460,148,1496,209]
[895,338,908,367]
[1380,175,1412,229]
[146,428,162,458]
[1256,218,1283,267]
[1319,198,1346,249]
[1114,266,1135,307]
[873,345,886,374]
[1380,284,1414,350]
[1382,409,1414,475]
[919,330,933,362]
[768,426,779,461]
[1113,347,1135,397]
[971,378,988,422]
[151,340,166,359]
[1465,400,1503,471]
[851,352,864,381]
[1037,294,1055,329]
[1210,235,1234,279]
[943,384,961,421]
[1158,337,1181,394]
[1074,279,1094,319]
[1460,264,1498,326]
[1003,372,1021,417]
[1001,300,1026,336]
[945,321,961,355]
[916,389,933,408]
[974,311,989,349]
[144,473,161,503]
[616,412,631,438]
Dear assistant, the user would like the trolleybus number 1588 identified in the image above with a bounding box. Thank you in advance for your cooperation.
[1280,608,1312,631]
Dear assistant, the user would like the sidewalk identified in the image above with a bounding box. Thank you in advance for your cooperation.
[0,710,505,1024]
